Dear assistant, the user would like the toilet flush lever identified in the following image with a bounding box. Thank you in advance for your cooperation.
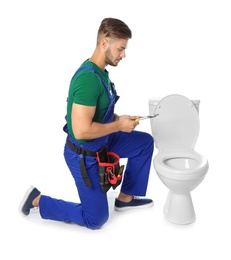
[138,114,159,120]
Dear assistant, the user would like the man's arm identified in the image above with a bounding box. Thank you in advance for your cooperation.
[71,103,139,140]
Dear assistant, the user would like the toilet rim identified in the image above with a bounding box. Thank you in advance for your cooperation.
[154,150,209,178]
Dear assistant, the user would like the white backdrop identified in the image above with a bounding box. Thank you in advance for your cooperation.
[1,0,231,259]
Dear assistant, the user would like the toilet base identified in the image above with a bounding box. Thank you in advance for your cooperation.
[164,190,196,225]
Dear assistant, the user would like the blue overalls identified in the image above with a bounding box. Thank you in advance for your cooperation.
[38,67,154,229]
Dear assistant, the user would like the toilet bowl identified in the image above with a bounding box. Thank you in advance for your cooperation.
[149,94,209,225]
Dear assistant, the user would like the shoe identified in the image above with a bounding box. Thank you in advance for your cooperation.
[114,196,154,211]
[19,186,41,215]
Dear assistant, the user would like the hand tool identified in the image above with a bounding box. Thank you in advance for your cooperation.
[138,114,159,120]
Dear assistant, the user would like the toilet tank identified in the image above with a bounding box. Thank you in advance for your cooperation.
[191,100,200,113]
[149,98,200,114]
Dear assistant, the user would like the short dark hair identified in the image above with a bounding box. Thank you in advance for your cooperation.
[97,18,132,40]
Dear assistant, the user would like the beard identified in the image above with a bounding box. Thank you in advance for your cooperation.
[105,48,120,67]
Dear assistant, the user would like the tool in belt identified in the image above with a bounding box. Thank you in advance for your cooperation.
[66,137,124,193]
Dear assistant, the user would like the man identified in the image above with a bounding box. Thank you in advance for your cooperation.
[19,18,154,230]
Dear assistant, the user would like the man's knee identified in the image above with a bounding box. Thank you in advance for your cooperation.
[84,213,109,230]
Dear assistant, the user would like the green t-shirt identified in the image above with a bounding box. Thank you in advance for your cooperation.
[66,60,112,143]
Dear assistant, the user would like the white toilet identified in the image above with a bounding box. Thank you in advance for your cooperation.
[149,94,209,225]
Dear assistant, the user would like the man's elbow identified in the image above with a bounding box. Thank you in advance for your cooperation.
[73,130,85,140]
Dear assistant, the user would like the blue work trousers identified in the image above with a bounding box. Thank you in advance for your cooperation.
[39,130,154,229]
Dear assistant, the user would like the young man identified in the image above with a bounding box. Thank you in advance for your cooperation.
[19,18,154,230]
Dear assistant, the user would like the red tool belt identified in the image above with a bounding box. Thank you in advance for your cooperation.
[66,137,124,193]
[96,146,124,193]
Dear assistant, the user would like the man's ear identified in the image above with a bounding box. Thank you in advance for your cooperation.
[102,38,109,49]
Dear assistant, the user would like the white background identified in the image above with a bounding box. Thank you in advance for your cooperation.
[1,0,231,259]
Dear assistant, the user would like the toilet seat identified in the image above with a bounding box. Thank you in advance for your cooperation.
[154,150,209,180]
[152,94,200,150]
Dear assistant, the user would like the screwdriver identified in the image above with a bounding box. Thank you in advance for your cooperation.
[135,114,159,122]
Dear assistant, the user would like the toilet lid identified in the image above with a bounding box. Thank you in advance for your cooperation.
[152,94,200,150]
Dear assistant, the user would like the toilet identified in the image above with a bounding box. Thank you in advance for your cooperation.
[149,94,209,225]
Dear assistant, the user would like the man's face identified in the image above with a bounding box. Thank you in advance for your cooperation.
[105,38,128,67]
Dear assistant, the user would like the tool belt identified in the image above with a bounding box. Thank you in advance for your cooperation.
[66,137,124,193]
